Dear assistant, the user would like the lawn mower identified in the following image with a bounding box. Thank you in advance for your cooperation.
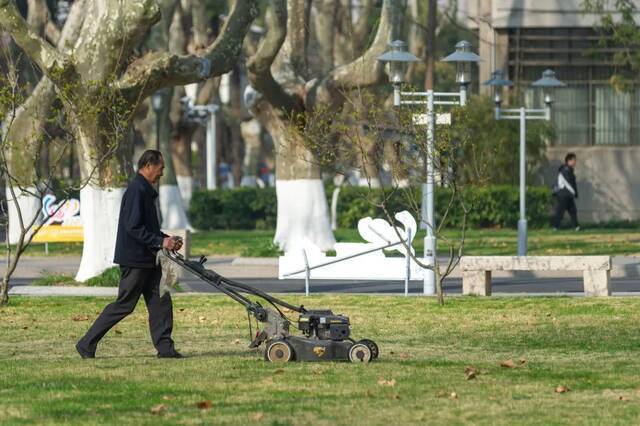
[162,249,379,363]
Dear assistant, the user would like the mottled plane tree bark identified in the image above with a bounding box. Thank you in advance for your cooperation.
[0,0,258,280]
[245,0,396,252]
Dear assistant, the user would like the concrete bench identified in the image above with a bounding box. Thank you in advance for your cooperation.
[461,256,612,296]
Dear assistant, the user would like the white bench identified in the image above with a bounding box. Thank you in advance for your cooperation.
[461,256,612,296]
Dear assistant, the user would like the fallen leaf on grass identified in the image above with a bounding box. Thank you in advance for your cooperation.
[377,378,396,387]
[198,316,206,322]
[399,352,410,360]
[619,396,630,402]
[519,357,527,365]
[555,385,570,394]
[500,359,517,368]
[150,404,166,415]
[22,326,28,330]
[162,395,174,401]
[195,400,212,410]
[389,393,400,400]
[252,412,264,421]
[464,366,478,380]
[233,339,241,345]
[274,368,285,374]
[263,377,274,385]
[450,392,459,400]
[72,315,90,321]
[178,308,185,312]
[114,329,122,335]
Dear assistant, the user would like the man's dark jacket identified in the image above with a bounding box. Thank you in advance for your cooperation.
[113,174,165,268]
[557,164,578,199]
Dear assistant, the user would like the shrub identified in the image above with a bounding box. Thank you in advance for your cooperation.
[188,185,554,230]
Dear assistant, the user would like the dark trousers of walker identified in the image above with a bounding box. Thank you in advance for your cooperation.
[553,194,579,229]
[78,266,175,355]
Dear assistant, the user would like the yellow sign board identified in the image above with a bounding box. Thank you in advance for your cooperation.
[32,225,84,243]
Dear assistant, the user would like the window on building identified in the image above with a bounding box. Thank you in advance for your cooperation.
[508,27,638,146]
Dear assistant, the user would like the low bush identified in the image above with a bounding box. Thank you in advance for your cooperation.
[189,185,553,230]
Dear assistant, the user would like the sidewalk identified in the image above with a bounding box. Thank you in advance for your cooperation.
[3,255,640,281]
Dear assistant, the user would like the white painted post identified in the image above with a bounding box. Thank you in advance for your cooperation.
[423,90,436,295]
[206,108,218,190]
[302,249,310,297]
[404,229,411,297]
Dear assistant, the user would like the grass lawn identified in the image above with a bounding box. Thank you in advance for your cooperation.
[2,295,640,424]
[8,227,640,258]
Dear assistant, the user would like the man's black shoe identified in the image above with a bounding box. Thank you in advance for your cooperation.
[75,342,95,359]
[157,351,184,359]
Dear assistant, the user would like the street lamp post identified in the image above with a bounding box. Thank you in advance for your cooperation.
[378,40,481,295]
[484,69,566,256]
[180,97,220,190]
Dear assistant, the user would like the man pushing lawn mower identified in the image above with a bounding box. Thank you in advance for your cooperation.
[75,151,378,363]
[76,150,184,359]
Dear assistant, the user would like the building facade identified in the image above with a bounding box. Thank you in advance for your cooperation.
[463,0,640,222]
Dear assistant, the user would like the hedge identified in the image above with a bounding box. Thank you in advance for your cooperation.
[188,185,553,230]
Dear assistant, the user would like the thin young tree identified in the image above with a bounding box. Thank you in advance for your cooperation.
[304,90,485,304]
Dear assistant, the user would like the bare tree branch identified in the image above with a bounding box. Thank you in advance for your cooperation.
[0,0,71,79]
[324,0,394,91]
[246,0,301,113]
[115,0,258,99]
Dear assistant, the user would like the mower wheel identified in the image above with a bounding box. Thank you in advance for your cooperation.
[265,340,294,363]
[348,342,372,363]
[358,339,379,359]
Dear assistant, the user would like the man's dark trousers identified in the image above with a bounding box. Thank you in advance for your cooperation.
[78,265,175,354]
[553,193,578,229]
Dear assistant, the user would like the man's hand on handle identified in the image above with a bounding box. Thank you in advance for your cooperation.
[162,236,183,252]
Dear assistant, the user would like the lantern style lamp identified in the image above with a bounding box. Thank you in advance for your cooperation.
[532,69,566,108]
[483,70,514,119]
[377,40,419,106]
[441,40,483,103]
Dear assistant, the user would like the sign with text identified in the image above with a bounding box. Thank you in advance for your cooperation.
[412,113,452,126]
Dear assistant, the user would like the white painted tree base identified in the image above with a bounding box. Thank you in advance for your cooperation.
[274,179,335,252]
[160,184,192,231]
[75,186,125,282]
[176,175,193,209]
[5,186,41,245]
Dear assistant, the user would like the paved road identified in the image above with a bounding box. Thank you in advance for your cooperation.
[176,276,640,295]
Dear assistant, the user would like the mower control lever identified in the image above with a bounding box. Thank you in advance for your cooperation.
[198,255,207,265]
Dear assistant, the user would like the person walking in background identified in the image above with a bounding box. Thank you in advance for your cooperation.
[553,153,580,231]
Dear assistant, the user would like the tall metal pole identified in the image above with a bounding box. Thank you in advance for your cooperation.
[518,107,527,256]
[423,90,436,295]
[206,108,218,190]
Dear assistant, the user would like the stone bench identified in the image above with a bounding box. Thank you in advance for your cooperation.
[461,256,612,296]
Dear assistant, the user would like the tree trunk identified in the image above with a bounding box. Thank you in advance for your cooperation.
[1,0,259,281]
[256,104,335,251]
[425,0,437,90]
[158,87,192,230]
[240,119,261,186]
[229,67,244,187]
[73,119,133,282]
